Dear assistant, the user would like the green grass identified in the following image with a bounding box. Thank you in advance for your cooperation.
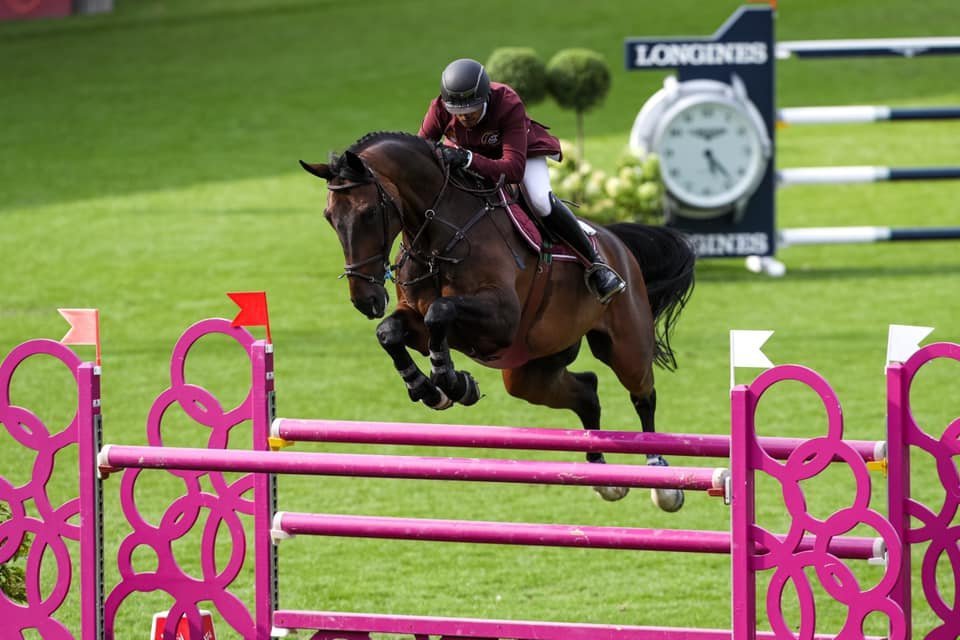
[2,0,960,638]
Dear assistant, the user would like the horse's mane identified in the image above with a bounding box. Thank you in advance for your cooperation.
[327,131,436,182]
[347,130,434,156]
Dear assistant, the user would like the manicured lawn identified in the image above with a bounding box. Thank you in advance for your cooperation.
[2,0,959,637]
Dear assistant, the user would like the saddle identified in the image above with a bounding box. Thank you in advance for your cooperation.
[476,184,603,369]
[498,183,598,264]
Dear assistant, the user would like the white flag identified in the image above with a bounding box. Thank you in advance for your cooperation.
[886,324,933,366]
[730,330,775,389]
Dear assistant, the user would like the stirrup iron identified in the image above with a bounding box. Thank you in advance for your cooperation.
[584,263,626,304]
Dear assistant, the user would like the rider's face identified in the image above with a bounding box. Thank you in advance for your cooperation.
[455,106,483,129]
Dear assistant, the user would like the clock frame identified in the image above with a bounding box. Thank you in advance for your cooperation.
[630,75,771,219]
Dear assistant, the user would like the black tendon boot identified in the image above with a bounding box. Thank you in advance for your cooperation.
[545,193,626,303]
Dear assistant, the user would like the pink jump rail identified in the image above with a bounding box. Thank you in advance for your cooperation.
[272,418,887,462]
[272,512,884,559]
[98,446,729,493]
[272,610,879,640]
[95,318,903,640]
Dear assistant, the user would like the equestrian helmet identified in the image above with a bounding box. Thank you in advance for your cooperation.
[440,58,490,114]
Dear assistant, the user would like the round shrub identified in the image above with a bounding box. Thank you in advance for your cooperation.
[486,47,548,105]
[545,49,611,113]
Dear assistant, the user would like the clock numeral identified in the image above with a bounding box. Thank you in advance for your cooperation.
[736,126,747,136]
[669,168,680,178]
[669,127,683,138]
[701,106,715,118]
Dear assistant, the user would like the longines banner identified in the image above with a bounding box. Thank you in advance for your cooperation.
[0,0,70,20]
[625,6,778,258]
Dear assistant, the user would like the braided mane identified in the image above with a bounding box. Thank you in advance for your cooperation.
[347,131,433,155]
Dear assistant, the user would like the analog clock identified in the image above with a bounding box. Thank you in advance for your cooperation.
[630,75,771,219]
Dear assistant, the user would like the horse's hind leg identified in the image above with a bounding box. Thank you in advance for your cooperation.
[587,330,684,512]
[501,345,628,502]
[501,343,599,431]
[630,388,682,511]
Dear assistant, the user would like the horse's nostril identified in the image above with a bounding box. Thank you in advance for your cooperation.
[352,295,384,319]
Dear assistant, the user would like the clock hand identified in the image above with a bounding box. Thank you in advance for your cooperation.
[704,149,731,178]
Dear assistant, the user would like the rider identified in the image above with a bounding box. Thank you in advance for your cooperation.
[418,58,626,304]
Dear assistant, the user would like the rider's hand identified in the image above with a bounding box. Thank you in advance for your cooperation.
[441,145,472,169]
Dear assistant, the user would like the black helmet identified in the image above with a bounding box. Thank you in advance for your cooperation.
[440,58,490,114]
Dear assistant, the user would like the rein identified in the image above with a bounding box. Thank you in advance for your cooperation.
[330,149,516,290]
[393,159,511,288]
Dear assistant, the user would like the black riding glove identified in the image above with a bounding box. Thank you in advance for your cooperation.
[441,146,472,169]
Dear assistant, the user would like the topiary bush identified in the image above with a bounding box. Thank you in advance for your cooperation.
[485,47,548,106]
[0,503,28,603]
[546,49,611,162]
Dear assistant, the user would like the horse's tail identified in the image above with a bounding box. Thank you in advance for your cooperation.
[606,223,696,371]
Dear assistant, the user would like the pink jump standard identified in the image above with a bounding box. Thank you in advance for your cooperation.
[2,316,958,638]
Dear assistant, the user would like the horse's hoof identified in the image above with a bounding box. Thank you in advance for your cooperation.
[593,485,630,502]
[651,487,685,512]
[455,371,480,405]
[426,390,453,410]
[646,455,684,512]
[409,380,452,410]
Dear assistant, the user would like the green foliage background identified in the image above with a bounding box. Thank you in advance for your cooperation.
[2,1,960,638]
[485,47,549,106]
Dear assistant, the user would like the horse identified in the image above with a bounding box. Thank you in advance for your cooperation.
[300,131,695,509]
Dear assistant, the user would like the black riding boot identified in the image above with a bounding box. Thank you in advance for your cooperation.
[544,193,626,304]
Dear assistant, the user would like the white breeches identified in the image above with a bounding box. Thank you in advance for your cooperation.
[520,156,554,217]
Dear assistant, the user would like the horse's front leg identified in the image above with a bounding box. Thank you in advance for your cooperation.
[423,296,500,407]
[376,309,452,410]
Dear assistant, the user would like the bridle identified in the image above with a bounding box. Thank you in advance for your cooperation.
[327,149,515,289]
[327,176,398,286]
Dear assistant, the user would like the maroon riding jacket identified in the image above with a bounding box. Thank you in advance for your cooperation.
[418,82,562,184]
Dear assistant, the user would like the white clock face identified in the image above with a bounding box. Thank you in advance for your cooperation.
[655,99,766,210]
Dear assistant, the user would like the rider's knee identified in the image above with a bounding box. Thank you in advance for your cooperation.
[526,189,552,217]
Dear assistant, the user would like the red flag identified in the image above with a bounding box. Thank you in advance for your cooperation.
[58,308,102,365]
[227,291,272,343]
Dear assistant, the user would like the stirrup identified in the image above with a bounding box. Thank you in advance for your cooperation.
[584,263,626,304]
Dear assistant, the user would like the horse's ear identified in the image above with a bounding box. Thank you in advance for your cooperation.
[342,150,368,176]
[299,160,335,180]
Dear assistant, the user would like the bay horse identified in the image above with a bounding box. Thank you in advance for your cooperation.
[300,131,695,508]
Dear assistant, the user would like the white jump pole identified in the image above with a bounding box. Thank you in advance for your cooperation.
[778,166,960,186]
[776,37,960,59]
[778,105,960,124]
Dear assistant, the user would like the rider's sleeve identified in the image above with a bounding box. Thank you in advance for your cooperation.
[468,100,528,184]
[418,98,446,141]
